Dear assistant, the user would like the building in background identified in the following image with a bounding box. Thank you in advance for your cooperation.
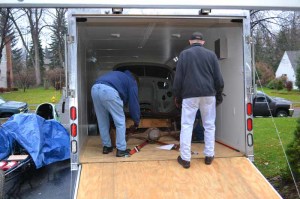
[276,50,300,89]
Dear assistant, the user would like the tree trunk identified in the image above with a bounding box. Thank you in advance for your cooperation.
[33,36,41,85]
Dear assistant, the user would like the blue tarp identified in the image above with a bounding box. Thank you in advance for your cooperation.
[0,114,70,169]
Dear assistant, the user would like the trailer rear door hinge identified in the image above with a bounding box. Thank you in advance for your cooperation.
[247,86,255,94]
[68,89,75,98]
[245,36,254,44]
[67,35,75,44]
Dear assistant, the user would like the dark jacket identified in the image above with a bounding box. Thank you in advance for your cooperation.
[173,43,224,99]
[95,70,140,125]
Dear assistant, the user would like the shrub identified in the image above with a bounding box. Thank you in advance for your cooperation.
[44,68,65,89]
[285,118,300,181]
[267,79,275,89]
[276,79,284,90]
[286,81,293,91]
[266,77,284,90]
[255,62,275,86]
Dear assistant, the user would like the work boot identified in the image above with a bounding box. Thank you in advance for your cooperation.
[177,156,190,169]
[205,156,214,165]
[116,149,131,157]
[103,146,113,154]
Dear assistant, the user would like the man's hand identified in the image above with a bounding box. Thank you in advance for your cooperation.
[128,123,139,134]
[174,97,182,109]
[216,92,225,106]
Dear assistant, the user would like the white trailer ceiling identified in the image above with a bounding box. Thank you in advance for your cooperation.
[80,17,242,69]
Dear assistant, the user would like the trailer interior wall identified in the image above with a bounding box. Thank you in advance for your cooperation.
[75,15,248,161]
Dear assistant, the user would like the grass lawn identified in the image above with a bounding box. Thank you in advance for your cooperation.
[0,87,62,110]
[0,86,298,183]
[257,87,300,107]
[254,117,298,178]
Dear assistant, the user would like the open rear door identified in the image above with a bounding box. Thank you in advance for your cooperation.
[75,136,281,199]
[77,157,281,199]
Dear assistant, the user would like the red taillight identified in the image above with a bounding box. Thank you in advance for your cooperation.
[247,103,252,116]
[70,106,77,120]
[247,118,253,131]
[71,123,77,137]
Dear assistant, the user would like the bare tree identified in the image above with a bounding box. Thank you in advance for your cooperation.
[250,10,288,37]
[14,68,36,92]
[0,8,15,62]
[251,10,300,71]
[9,8,48,86]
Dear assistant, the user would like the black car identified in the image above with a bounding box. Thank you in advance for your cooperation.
[0,97,29,118]
[253,91,294,117]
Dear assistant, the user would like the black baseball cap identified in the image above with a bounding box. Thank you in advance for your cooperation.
[190,32,204,40]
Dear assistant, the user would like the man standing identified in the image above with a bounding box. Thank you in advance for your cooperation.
[173,32,224,168]
[91,70,140,157]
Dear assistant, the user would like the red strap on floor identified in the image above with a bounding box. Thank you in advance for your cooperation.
[129,139,180,156]
[129,140,149,155]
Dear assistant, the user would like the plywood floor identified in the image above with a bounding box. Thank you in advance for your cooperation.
[77,157,281,199]
[80,136,243,163]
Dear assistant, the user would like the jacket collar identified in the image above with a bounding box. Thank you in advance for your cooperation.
[191,43,203,47]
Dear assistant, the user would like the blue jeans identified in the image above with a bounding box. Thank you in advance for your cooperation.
[91,84,126,150]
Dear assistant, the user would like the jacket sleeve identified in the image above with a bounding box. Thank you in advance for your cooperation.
[173,53,184,98]
[128,84,140,125]
[212,54,224,94]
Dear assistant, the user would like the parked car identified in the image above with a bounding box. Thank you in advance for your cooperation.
[0,97,29,118]
[114,62,179,118]
[253,91,294,117]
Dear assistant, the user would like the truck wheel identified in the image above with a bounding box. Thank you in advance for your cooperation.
[276,110,288,117]
[0,113,13,118]
[0,170,4,199]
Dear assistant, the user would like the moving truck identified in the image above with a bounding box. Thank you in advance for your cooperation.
[65,8,281,199]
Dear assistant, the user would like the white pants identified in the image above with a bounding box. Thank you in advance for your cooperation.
[180,97,216,161]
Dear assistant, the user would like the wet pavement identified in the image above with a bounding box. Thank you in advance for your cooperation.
[4,160,71,199]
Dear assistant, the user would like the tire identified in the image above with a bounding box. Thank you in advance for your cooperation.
[276,110,288,117]
[0,169,4,199]
[0,113,13,118]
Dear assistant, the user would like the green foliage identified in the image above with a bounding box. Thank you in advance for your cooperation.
[26,38,44,68]
[12,47,24,72]
[49,9,67,69]
[254,118,297,178]
[285,118,300,181]
[267,78,284,90]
